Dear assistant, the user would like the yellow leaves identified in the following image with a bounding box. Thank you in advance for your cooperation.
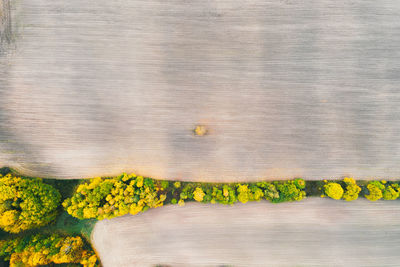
[342,178,361,201]
[193,187,205,202]
[0,175,61,233]
[80,250,99,267]
[343,177,356,184]
[0,210,19,227]
[83,207,97,219]
[129,204,143,215]
[223,188,229,197]
[136,176,144,187]
[178,199,185,206]
[159,194,167,202]
[121,173,130,182]
[365,183,383,201]
[324,182,344,200]
[105,194,112,202]
[383,185,399,200]
[237,184,250,203]
[76,184,85,193]
[194,125,207,136]
[174,181,181,188]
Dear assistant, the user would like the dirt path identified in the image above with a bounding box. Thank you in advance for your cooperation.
[92,198,400,267]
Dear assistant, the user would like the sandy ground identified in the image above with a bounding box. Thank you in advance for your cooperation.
[92,198,400,267]
[1,0,400,180]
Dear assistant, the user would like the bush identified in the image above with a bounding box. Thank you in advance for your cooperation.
[383,184,400,200]
[274,179,306,203]
[321,178,361,201]
[342,178,361,201]
[0,234,98,267]
[323,182,344,200]
[63,174,307,220]
[365,181,385,201]
[0,174,61,233]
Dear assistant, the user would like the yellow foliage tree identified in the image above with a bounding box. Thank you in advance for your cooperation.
[342,178,361,201]
[193,187,205,202]
[0,234,99,267]
[0,174,61,233]
[323,182,344,200]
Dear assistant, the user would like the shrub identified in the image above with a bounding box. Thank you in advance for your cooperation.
[379,182,400,201]
[342,178,361,201]
[323,182,344,200]
[0,234,99,267]
[382,185,399,200]
[193,187,205,202]
[274,179,306,203]
[365,181,385,201]
[0,174,61,233]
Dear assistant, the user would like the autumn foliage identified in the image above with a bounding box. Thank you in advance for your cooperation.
[63,174,307,220]
[322,178,361,201]
[365,180,400,201]
[63,174,165,220]
[0,174,61,233]
[0,234,99,267]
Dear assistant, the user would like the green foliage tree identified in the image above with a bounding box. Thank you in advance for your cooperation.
[0,174,61,233]
[274,179,306,203]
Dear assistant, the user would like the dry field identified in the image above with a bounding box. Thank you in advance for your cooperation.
[1,1,400,266]
[92,198,400,267]
[1,0,400,181]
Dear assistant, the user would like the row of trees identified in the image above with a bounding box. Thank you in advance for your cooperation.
[64,174,400,221]
[322,178,400,201]
[62,174,307,220]
[0,233,99,267]
[1,172,400,266]
[2,173,400,230]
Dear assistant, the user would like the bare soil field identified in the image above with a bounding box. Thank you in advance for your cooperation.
[1,0,400,180]
[92,198,400,267]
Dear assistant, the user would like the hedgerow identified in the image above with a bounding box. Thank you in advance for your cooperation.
[62,174,307,220]
[0,233,99,267]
